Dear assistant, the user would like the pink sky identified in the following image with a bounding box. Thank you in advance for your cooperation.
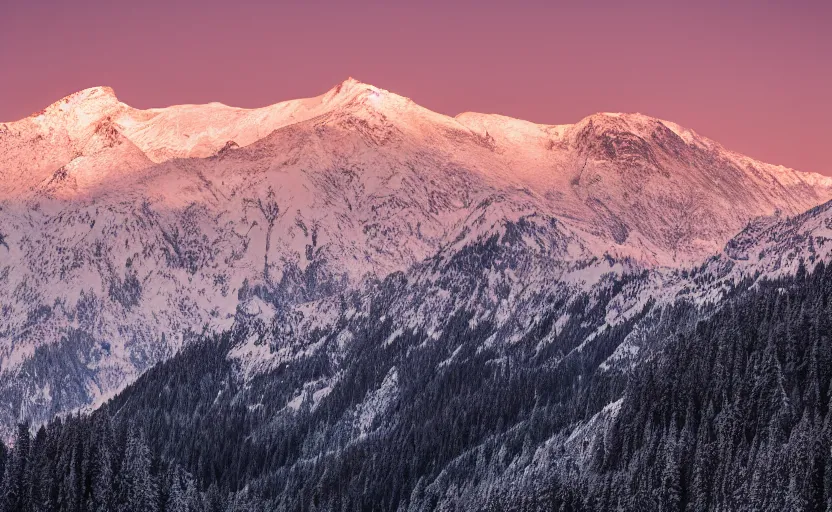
[2,1,830,174]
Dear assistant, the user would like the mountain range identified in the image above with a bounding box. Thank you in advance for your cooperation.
[1,79,832,510]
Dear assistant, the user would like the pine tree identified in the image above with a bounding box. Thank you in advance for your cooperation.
[165,465,199,512]
[660,436,682,512]
[119,431,157,512]
[3,422,31,512]
[92,435,114,512]
[203,482,225,512]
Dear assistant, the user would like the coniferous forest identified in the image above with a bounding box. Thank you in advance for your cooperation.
[1,261,832,511]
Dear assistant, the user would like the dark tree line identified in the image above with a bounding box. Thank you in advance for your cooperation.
[0,414,219,512]
[581,261,832,511]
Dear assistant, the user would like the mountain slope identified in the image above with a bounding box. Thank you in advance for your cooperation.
[6,202,831,511]
[1,78,831,436]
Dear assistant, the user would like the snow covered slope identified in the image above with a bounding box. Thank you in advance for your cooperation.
[0,78,830,433]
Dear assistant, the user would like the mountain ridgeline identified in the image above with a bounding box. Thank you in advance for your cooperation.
[1,80,832,510]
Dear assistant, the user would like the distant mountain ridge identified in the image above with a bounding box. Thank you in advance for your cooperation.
[1,78,831,436]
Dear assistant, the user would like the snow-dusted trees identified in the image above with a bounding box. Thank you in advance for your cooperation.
[0,417,211,512]
[583,260,832,510]
[164,465,199,512]
[2,422,32,511]
[119,431,156,512]
[6,259,832,510]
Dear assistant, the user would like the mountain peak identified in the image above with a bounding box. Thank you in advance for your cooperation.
[577,111,658,130]
[51,86,119,110]
[325,77,379,99]
[315,77,419,119]
[342,76,363,87]
[24,86,123,126]
[84,85,118,99]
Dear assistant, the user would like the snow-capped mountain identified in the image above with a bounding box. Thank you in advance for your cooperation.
[1,78,830,434]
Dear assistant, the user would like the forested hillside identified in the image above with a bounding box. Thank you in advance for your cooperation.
[581,261,832,511]
[2,260,831,511]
